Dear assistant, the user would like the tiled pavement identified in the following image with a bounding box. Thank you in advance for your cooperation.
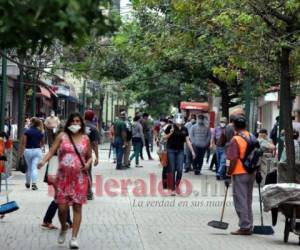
[0,145,299,250]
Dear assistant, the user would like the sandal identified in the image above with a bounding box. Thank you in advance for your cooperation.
[41,223,58,230]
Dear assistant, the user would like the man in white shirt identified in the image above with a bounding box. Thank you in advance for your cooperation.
[44,111,60,147]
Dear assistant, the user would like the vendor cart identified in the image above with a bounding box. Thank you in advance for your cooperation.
[278,201,300,244]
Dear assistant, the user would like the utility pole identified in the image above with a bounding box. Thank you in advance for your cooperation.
[105,91,108,125]
[81,80,87,115]
[111,94,114,122]
[17,64,24,139]
[0,49,7,131]
[31,85,36,117]
[244,77,252,131]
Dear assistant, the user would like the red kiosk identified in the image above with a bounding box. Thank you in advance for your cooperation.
[180,101,215,128]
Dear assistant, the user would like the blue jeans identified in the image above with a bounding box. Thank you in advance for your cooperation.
[184,147,193,170]
[114,137,124,168]
[167,149,184,190]
[216,147,226,178]
[24,148,42,184]
[193,146,206,173]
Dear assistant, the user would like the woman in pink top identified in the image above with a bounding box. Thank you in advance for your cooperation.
[38,113,92,249]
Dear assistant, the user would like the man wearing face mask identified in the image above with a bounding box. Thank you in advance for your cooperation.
[164,113,195,195]
[44,110,60,148]
[190,114,211,175]
[213,117,228,180]
[184,114,196,173]
[113,111,128,170]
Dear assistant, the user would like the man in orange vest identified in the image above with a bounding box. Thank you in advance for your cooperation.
[226,116,255,235]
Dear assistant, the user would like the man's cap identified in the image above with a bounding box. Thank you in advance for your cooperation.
[233,115,246,127]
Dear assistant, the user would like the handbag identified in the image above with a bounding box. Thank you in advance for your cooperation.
[159,151,168,167]
[43,156,58,185]
[18,156,27,174]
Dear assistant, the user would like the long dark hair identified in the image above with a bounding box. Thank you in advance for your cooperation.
[64,112,85,135]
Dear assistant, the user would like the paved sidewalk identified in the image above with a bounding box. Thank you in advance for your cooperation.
[0,146,299,250]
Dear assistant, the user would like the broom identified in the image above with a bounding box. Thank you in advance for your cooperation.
[0,157,19,215]
[253,171,274,235]
[208,180,230,230]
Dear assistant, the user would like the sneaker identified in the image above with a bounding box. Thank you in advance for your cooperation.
[184,168,190,173]
[116,166,127,170]
[58,230,67,244]
[230,229,252,235]
[32,184,38,190]
[25,183,30,189]
[135,165,143,168]
[170,191,176,196]
[194,171,200,175]
[69,238,79,249]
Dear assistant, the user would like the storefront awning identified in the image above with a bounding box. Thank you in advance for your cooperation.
[38,86,51,99]
[48,87,58,98]
[180,102,209,111]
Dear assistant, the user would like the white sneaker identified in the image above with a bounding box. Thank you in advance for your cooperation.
[69,238,79,249]
[58,230,67,244]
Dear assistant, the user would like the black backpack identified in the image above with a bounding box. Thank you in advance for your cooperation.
[239,132,263,173]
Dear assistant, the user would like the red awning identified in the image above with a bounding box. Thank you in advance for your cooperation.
[38,86,51,99]
[48,87,58,97]
[180,102,209,111]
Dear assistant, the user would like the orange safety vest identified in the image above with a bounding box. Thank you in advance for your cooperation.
[231,130,250,175]
[0,137,5,173]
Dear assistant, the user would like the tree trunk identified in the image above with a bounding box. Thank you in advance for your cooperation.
[208,75,230,119]
[280,47,295,180]
[220,88,230,119]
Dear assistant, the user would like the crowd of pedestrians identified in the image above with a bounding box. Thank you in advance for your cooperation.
[10,105,300,248]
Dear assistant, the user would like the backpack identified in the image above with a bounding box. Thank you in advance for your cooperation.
[216,128,226,147]
[125,121,132,141]
[239,132,263,173]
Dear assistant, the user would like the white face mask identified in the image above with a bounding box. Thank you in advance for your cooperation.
[175,118,184,125]
[68,125,81,134]
[160,122,166,126]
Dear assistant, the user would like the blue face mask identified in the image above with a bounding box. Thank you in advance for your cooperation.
[280,136,285,142]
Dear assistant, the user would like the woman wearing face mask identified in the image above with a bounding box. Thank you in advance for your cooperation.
[19,117,45,190]
[279,130,300,163]
[38,113,92,249]
[164,113,196,195]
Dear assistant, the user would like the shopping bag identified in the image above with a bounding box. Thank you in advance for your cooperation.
[159,151,168,167]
